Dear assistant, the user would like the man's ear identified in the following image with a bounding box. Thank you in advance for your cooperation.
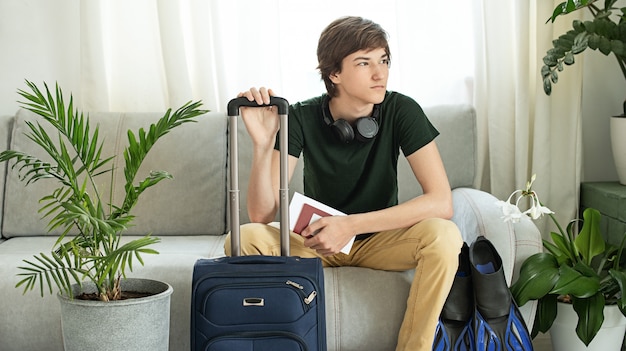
[329,72,340,84]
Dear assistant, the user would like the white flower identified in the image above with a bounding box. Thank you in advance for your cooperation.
[497,174,554,223]
[524,188,554,220]
[524,203,554,220]
[496,200,524,223]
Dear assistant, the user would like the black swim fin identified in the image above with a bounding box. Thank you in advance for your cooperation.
[470,236,533,351]
[433,242,474,351]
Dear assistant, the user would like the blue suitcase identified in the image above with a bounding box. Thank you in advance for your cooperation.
[191,97,327,351]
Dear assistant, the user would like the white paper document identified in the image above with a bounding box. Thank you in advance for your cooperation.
[289,192,355,255]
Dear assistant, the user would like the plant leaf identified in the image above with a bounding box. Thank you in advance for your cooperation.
[575,208,605,266]
[572,32,589,54]
[572,293,605,346]
[510,253,560,305]
[552,264,600,298]
[532,294,558,335]
[608,269,626,313]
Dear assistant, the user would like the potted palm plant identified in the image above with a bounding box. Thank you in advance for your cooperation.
[498,175,626,349]
[541,0,626,184]
[0,80,207,350]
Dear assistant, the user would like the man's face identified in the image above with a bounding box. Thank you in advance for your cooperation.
[330,47,389,105]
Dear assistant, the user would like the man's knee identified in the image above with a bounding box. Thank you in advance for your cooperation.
[414,218,463,267]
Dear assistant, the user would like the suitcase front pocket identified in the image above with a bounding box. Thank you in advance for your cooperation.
[204,280,317,325]
[205,331,308,351]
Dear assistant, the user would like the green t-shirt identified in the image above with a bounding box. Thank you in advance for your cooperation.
[277,91,439,215]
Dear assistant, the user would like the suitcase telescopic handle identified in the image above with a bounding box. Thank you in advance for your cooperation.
[227,96,290,257]
[227,97,289,116]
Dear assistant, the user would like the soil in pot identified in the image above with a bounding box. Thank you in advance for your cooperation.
[76,290,153,300]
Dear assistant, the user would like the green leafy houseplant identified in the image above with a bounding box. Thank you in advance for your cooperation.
[0,81,206,301]
[542,0,626,107]
[498,175,626,345]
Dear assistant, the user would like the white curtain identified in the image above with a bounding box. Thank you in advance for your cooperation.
[0,0,580,236]
[1,0,474,112]
[473,0,582,235]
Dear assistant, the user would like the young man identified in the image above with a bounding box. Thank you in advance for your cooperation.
[226,16,463,351]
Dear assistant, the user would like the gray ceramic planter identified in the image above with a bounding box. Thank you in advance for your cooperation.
[57,278,173,351]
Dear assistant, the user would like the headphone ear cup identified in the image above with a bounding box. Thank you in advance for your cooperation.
[355,117,379,142]
[331,119,355,143]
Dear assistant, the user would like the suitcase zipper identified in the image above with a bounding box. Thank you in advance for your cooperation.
[286,280,318,305]
[205,280,317,313]
[198,269,321,296]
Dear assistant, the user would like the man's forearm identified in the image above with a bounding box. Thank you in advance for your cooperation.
[349,191,453,235]
[246,147,279,223]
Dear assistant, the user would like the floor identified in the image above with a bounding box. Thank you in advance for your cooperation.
[534,331,626,351]
[532,333,552,351]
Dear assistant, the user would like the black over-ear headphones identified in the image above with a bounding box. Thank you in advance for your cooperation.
[321,96,381,144]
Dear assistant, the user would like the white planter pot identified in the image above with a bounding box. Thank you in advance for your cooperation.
[550,302,626,351]
[57,278,173,351]
[610,116,626,185]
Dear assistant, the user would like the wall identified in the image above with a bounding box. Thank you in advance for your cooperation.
[581,53,625,182]
[580,3,626,182]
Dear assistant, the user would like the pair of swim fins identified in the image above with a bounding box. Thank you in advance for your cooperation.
[432,236,534,351]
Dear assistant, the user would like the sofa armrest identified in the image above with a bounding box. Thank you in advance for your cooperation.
[451,187,541,329]
[451,187,541,282]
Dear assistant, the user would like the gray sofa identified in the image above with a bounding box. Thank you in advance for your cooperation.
[0,104,541,351]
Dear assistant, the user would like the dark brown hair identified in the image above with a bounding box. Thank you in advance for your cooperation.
[317,17,391,97]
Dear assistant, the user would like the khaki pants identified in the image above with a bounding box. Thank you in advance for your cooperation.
[224,218,462,351]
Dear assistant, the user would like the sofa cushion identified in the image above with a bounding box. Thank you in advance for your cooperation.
[397,104,476,203]
[2,109,227,237]
[323,267,413,351]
